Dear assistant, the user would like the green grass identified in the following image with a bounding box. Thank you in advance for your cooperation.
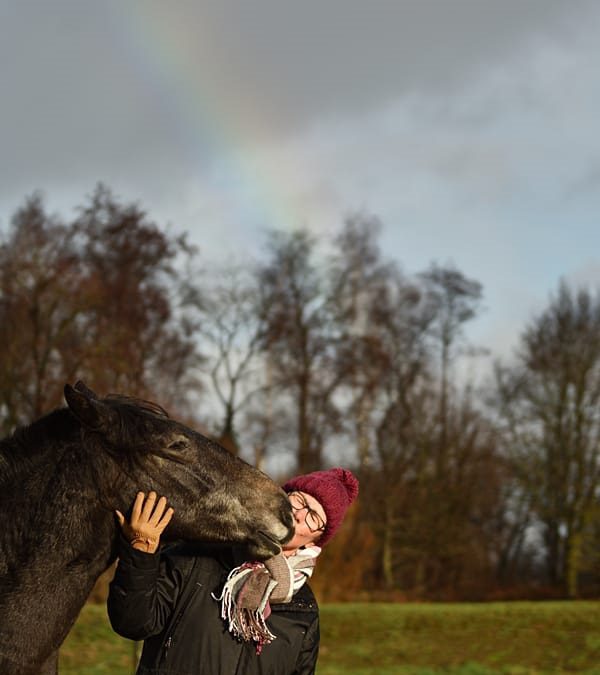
[59,604,134,675]
[60,601,600,674]
[318,602,600,675]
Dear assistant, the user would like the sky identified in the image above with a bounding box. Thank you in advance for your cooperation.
[2,0,600,373]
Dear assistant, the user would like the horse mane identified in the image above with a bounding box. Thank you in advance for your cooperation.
[0,395,174,490]
[0,409,77,487]
[103,394,170,420]
[82,394,171,458]
[6,408,76,450]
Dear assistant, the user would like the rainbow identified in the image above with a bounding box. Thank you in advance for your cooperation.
[104,2,311,233]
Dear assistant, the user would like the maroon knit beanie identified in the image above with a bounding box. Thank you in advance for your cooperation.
[283,467,359,547]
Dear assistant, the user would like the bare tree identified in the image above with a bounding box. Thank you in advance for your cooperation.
[189,264,266,455]
[419,262,483,468]
[256,229,341,473]
[328,214,400,468]
[495,281,600,596]
[330,235,435,588]
[346,256,502,596]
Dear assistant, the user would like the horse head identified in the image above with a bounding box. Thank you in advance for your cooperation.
[64,382,294,559]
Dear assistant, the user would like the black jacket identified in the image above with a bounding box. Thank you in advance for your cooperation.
[107,539,320,675]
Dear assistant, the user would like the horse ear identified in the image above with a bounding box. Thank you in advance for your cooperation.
[64,383,113,431]
[73,380,99,400]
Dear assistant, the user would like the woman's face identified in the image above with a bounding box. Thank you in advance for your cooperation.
[281,490,327,555]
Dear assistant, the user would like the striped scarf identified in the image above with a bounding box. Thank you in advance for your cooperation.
[214,546,321,653]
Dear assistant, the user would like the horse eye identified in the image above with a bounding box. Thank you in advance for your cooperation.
[167,439,188,451]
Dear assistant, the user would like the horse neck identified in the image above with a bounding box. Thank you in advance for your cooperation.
[0,410,118,572]
[0,413,118,668]
[0,408,77,488]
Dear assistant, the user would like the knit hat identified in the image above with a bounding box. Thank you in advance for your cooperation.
[283,467,359,547]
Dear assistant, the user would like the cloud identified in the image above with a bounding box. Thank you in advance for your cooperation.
[0,0,591,202]
[2,0,600,370]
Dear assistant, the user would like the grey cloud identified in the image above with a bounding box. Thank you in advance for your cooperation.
[192,0,583,115]
[0,0,597,207]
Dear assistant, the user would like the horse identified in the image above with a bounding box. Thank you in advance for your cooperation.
[0,382,294,675]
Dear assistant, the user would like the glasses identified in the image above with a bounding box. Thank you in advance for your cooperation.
[288,492,327,533]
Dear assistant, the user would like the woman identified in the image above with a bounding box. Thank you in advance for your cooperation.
[108,467,359,675]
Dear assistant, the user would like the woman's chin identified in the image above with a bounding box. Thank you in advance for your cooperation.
[282,537,301,553]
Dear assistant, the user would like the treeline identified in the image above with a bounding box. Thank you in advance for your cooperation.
[2,185,600,601]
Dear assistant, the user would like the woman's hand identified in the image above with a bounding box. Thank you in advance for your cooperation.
[115,491,174,554]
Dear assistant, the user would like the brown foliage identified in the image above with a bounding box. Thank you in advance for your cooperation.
[310,504,377,602]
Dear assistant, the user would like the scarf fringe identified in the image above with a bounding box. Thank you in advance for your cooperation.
[212,548,320,654]
[213,564,277,653]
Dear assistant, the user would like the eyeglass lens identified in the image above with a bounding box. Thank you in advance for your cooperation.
[289,492,326,532]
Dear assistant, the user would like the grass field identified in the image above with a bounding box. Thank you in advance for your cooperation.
[60,601,600,674]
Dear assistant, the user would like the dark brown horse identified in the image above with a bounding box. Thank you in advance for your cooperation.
[0,382,293,675]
